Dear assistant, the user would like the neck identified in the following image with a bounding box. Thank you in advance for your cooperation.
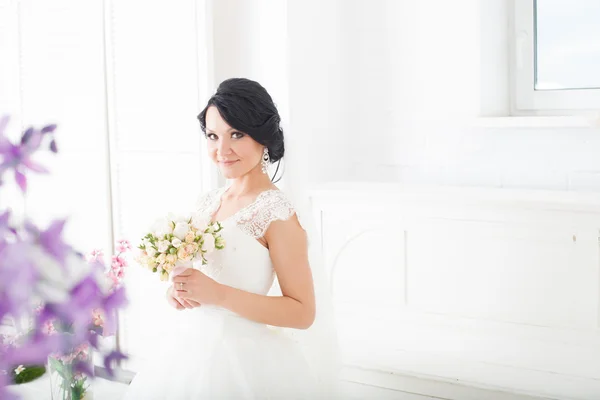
[226,164,273,197]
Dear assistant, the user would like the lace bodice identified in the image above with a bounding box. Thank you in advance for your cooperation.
[193,187,299,295]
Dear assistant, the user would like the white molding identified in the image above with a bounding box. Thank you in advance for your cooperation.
[341,366,552,400]
[470,116,600,129]
[310,182,600,214]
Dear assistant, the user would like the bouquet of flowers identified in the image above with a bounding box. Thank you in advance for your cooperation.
[136,213,225,281]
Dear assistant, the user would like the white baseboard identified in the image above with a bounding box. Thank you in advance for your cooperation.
[340,366,557,400]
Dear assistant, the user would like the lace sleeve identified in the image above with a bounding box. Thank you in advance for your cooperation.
[236,190,300,239]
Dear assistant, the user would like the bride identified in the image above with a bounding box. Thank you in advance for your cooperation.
[123,78,339,399]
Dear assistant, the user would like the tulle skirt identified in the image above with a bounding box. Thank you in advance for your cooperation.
[122,306,319,399]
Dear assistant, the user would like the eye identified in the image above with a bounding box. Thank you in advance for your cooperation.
[206,133,217,140]
[232,131,245,139]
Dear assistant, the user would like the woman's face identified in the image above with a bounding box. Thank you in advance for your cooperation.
[204,106,264,179]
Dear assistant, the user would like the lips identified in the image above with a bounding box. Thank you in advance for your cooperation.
[219,160,239,166]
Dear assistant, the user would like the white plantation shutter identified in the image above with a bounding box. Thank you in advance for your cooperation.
[16,0,113,255]
[0,0,214,370]
[0,0,23,226]
[0,0,21,134]
[105,0,213,371]
[0,0,22,332]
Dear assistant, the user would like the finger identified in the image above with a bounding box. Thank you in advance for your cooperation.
[172,276,188,284]
[186,299,201,307]
[168,297,185,310]
[176,288,192,297]
[181,299,198,309]
[174,296,186,306]
[173,282,189,294]
[178,289,193,298]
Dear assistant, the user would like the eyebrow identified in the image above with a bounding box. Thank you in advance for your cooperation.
[206,128,234,133]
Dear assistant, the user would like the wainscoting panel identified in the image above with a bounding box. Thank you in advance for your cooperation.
[310,183,600,400]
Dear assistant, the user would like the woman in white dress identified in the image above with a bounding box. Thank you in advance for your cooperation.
[123,78,339,399]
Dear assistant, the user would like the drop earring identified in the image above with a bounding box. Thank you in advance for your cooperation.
[261,147,270,174]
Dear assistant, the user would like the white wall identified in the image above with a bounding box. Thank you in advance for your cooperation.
[210,0,354,199]
[209,0,292,189]
[207,1,600,398]
[210,0,600,196]
[333,0,600,192]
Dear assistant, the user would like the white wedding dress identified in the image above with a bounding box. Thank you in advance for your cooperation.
[123,187,338,399]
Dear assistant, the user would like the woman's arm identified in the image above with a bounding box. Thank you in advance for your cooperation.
[218,214,316,329]
[174,214,316,329]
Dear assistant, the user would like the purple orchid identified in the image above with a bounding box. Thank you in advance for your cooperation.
[0,117,129,399]
[0,116,53,193]
[37,219,72,265]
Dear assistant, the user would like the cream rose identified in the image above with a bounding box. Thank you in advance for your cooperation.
[177,246,192,261]
[157,240,170,253]
[162,262,174,273]
[185,232,195,244]
[145,245,157,257]
[173,222,190,241]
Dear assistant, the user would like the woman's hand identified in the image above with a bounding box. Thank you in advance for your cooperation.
[172,268,225,306]
[165,285,201,310]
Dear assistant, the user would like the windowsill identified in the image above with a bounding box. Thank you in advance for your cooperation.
[470,116,600,129]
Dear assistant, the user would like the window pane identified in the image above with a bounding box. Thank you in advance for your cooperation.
[535,0,600,90]
[18,0,113,253]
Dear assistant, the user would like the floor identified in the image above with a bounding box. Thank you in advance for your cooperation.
[8,371,550,400]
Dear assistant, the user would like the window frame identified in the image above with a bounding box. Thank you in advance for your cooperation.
[511,0,600,115]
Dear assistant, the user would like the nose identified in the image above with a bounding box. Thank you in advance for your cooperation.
[216,136,232,156]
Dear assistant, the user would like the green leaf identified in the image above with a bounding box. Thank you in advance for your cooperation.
[48,357,66,377]
[11,365,46,384]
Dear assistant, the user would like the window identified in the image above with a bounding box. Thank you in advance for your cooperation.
[512,0,600,114]
[0,0,216,373]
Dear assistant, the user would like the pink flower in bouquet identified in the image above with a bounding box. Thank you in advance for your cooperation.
[88,249,104,263]
[116,239,131,253]
[107,271,119,287]
[92,309,104,327]
[111,255,127,269]
[75,342,89,358]
[42,319,56,335]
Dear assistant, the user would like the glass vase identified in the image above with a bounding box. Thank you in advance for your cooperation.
[48,342,94,400]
